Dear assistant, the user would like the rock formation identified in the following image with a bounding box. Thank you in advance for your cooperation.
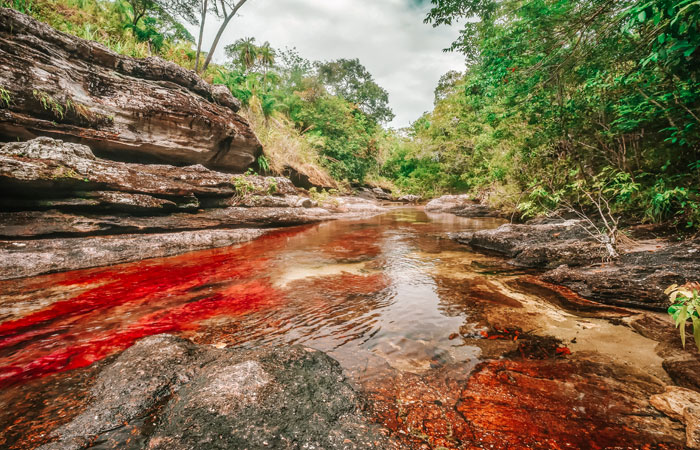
[37,335,396,450]
[0,138,385,279]
[0,8,260,171]
[451,219,700,310]
[425,194,501,217]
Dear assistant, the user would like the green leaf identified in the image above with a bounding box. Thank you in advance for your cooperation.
[692,316,700,352]
[680,304,689,348]
[638,11,647,22]
[658,33,666,44]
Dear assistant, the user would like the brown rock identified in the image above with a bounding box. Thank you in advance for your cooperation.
[425,194,500,217]
[0,8,260,171]
[0,229,268,279]
[650,386,700,448]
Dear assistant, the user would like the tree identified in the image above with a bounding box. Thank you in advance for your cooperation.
[194,0,207,72]
[315,58,394,124]
[225,37,258,72]
[200,0,249,73]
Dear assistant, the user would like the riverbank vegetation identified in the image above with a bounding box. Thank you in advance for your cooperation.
[3,0,699,230]
[387,0,700,230]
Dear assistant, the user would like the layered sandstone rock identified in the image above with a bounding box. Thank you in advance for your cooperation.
[0,138,385,279]
[0,8,260,171]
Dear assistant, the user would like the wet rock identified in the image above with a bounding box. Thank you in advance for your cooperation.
[542,238,700,310]
[0,8,260,171]
[0,229,267,279]
[425,194,500,217]
[0,207,337,238]
[629,314,700,392]
[451,219,606,267]
[39,335,395,450]
[451,219,700,310]
[397,194,421,203]
[453,357,686,449]
[651,386,700,448]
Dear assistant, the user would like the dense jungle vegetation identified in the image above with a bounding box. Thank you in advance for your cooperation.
[3,0,699,229]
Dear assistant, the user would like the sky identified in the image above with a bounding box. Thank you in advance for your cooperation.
[191,0,465,128]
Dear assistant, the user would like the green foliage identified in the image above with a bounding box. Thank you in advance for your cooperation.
[667,283,700,351]
[33,89,64,119]
[257,154,270,173]
[383,0,699,223]
[315,58,395,124]
[0,87,11,108]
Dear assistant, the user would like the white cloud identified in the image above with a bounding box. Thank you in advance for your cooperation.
[192,0,465,127]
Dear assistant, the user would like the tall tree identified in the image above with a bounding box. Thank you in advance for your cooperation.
[194,0,207,72]
[315,58,394,124]
[200,0,249,72]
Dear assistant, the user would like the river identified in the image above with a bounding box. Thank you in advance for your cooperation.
[0,208,682,449]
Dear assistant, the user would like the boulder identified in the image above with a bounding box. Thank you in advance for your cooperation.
[397,194,421,203]
[425,194,500,217]
[0,8,260,171]
[38,335,395,450]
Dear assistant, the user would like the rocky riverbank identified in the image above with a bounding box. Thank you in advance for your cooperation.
[427,193,700,311]
[0,137,386,279]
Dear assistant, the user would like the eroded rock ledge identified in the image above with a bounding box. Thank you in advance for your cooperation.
[451,218,700,310]
[37,335,396,450]
[0,138,386,279]
[0,8,260,171]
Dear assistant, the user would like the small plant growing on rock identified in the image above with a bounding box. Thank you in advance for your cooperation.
[33,89,64,119]
[231,175,256,203]
[0,87,11,108]
[666,282,700,351]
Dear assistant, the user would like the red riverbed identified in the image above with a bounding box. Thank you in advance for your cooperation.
[0,209,684,449]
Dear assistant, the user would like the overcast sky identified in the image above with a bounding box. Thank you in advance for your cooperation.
[192,0,465,128]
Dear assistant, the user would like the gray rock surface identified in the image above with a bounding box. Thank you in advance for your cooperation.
[451,219,700,310]
[39,335,395,450]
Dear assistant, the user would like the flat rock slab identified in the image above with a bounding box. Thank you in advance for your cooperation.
[0,229,267,280]
[451,219,607,267]
[451,219,700,310]
[38,335,396,450]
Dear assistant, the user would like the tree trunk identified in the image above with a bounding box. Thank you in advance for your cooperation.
[195,0,207,73]
[201,0,248,72]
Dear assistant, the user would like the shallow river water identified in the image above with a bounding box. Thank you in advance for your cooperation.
[0,208,683,449]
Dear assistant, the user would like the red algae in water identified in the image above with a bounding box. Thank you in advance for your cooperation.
[0,228,305,387]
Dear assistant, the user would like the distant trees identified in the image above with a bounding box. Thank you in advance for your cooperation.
[123,0,198,54]
[315,58,395,124]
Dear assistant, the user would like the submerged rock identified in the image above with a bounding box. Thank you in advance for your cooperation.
[39,335,395,450]
[0,8,260,171]
[426,194,500,217]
